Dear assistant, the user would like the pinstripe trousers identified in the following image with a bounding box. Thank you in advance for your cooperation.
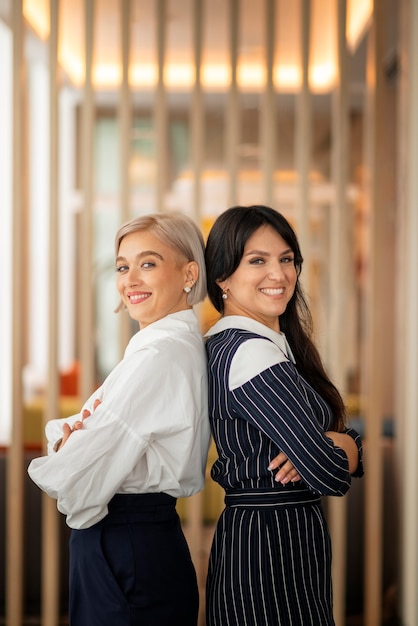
[206,489,335,626]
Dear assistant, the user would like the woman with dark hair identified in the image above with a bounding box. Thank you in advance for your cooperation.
[204,205,363,626]
[28,212,210,626]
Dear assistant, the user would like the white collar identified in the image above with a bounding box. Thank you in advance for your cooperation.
[125,309,199,355]
[205,315,296,363]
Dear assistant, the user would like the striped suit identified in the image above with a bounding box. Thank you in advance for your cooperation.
[205,316,363,626]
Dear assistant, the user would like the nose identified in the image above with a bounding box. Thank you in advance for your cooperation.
[125,265,141,287]
[267,260,285,280]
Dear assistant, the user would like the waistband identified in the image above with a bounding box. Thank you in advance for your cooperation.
[108,492,177,511]
[224,488,321,509]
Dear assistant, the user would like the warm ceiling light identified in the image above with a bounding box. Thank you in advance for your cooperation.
[274,66,301,92]
[346,0,373,51]
[23,0,371,93]
[201,65,231,90]
[130,64,157,89]
[23,0,49,40]
[237,64,266,91]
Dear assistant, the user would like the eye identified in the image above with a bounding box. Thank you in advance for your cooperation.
[141,261,156,269]
[115,264,128,273]
[280,256,295,265]
[249,257,265,265]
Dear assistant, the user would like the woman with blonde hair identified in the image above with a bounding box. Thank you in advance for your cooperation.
[29,212,210,626]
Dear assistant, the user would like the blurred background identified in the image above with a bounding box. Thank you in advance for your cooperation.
[0,0,417,624]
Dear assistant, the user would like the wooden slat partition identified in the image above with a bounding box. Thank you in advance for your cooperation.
[79,0,96,401]
[226,0,239,206]
[155,0,167,214]
[296,0,311,282]
[118,0,132,352]
[399,1,418,623]
[327,2,349,624]
[41,2,61,623]
[7,0,25,624]
[191,0,203,222]
[262,0,275,206]
[363,1,395,624]
[186,0,205,589]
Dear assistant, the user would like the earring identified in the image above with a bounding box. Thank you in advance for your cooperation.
[184,286,192,293]
[222,290,228,300]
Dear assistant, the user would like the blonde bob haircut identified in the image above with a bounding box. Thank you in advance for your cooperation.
[114,212,207,311]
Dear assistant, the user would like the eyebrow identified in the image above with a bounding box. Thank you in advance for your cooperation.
[244,248,293,257]
[115,250,164,263]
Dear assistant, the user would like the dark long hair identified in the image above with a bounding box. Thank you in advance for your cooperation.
[205,205,346,431]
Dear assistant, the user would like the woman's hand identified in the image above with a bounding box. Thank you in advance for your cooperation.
[56,399,101,451]
[268,451,301,485]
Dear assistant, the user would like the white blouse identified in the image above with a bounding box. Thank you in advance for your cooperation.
[28,310,210,530]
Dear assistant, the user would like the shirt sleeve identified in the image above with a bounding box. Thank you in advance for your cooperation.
[44,390,105,454]
[27,345,197,529]
[229,342,353,496]
[343,426,364,478]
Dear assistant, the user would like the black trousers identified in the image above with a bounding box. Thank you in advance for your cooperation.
[69,493,199,626]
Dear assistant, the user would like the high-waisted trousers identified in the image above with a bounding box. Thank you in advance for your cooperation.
[69,493,198,626]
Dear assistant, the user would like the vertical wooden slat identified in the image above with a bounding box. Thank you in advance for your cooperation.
[400,0,418,623]
[186,0,204,590]
[296,0,311,273]
[119,0,131,225]
[191,0,203,223]
[226,0,239,206]
[119,0,132,352]
[79,0,95,400]
[7,0,25,622]
[363,1,393,623]
[155,0,167,213]
[262,0,275,206]
[327,2,349,624]
[42,2,61,624]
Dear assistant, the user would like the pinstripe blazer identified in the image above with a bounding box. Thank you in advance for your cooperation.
[205,315,364,497]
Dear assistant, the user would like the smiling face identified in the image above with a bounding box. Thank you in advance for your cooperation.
[218,225,297,332]
[115,229,198,329]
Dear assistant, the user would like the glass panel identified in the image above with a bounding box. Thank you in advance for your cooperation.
[166,93,192,212]
[201,93,228,224]
[93,113,120,380]
[27,47,50,398]
[274,92,297,217]
[130,113,157,214]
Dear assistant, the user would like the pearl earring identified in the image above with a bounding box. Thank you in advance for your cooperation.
[222,290,228,300]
